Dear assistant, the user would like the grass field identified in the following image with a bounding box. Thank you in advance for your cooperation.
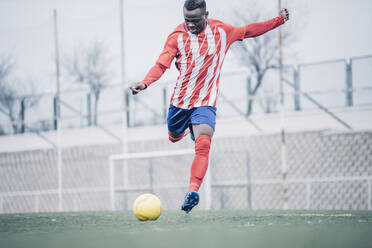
[1,210,372,248]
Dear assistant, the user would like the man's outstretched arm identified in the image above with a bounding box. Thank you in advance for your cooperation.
[130,63,167,95]
[244,8,289,38]
[130,32,178,95]
[227,8,289,43]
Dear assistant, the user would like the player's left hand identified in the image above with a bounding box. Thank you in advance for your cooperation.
[280,8,289,22]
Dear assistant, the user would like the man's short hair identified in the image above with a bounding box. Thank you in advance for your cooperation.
[184,0,206,13]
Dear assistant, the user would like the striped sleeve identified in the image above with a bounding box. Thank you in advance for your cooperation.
[156,33,179,68]
[142,63,167,87]
[243,16,284,38]
[224,15,285,44]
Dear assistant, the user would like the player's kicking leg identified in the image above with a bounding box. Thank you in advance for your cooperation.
[166,105,215,213]
[181,107,215,213]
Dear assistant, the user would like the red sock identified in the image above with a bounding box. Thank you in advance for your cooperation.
[168,129,190,143]
[188,134,211,192]
[168,133,183,143]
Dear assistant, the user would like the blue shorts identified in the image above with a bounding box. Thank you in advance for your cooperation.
[167,105,217,136]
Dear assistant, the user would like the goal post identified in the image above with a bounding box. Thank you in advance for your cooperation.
[108,149,212,211]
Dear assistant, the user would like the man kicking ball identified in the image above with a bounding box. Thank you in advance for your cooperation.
[130,0,289,213]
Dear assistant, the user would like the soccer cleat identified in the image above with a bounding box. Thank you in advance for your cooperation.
[181,191,199,213]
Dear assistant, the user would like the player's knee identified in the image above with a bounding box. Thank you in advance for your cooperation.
[168,134,181,143]
[195,134,211,156]
[169,137,179,143]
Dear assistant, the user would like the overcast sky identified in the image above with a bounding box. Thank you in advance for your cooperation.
[0,0,372,92]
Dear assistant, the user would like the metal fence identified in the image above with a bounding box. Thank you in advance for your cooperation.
[0,130,371,213]
[1,54,371,135]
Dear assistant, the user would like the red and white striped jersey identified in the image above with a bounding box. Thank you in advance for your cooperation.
[143,17,284,109]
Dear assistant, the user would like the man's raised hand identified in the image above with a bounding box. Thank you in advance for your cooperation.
[280,8,289,22]
[130,82,147,95]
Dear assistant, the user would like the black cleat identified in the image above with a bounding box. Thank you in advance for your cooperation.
[181,191,199,213]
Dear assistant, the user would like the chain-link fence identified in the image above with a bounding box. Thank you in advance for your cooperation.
[1,130,371,213]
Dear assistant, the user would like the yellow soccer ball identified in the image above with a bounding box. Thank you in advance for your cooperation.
[133,193,162,221]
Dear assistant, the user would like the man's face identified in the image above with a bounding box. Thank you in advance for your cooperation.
[183,7,208,34]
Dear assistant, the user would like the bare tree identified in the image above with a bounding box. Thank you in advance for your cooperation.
[64,41,111,126]
[0,124,5,136]
[0,54,13,83]
[225,2,303,115]
[0,54,39,134]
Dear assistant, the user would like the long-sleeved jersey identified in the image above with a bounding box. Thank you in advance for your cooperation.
[143,16,284,109]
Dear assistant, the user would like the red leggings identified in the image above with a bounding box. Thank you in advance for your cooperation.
[188,134,211,192]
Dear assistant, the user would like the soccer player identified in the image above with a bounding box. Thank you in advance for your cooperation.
[130,0,289,213]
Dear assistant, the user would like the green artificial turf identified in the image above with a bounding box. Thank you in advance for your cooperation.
[1,210,372,248]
